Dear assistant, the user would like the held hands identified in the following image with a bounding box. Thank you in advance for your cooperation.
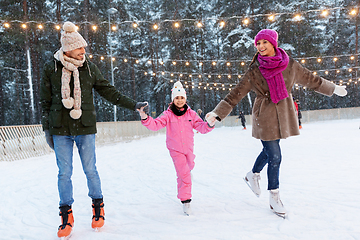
[44,130,54,150]
[135,102,149,119]
[334,85,347,97]
[205,111,218,127]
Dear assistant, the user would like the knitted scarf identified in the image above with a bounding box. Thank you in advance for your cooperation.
[54,50,85,119]
[257,48,289,104]
[170,103,188,116]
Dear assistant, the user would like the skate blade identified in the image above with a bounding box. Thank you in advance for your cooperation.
[273,211,286,219]
[243,177,260,198]
[270,206,286,219]
[59,234,72,240]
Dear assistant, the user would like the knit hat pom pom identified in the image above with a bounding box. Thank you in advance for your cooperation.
[62,97,74,109]
[63,22,77,33]
[70,109,82,119]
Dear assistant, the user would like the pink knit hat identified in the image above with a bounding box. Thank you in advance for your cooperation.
[254,29,278,48]
[61,22,88,52]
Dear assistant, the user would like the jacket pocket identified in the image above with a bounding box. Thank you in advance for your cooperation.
[49,104,63,128]
[81,104,97,127]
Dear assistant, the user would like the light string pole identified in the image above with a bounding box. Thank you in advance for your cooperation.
[107,7,118,122]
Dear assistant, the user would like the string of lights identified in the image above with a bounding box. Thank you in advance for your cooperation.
[87,52,360,65]
[1,5,358,30]
[1,5,359,90]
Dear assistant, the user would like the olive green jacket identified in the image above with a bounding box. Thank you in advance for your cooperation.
[40,56,137,136]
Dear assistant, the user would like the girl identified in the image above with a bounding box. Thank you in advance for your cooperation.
[206,29,347,218]
[137,81,215,215]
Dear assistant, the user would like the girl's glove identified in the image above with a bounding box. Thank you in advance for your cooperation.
[334,85,347,97]
[44,130,54,150]
[205,112,218,126]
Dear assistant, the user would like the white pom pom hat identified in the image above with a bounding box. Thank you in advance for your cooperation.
[171,81,186,101]
[61,22,88,52]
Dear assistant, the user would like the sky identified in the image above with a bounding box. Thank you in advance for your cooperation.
[0,118,359,240]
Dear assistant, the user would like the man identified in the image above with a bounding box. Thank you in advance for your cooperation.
[237,111,246,130]
[40,21,148,238]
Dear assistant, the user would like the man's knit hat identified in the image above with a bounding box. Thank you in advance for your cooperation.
[171,81,186,101]
[254,29,278,48]
[61,22,88,52]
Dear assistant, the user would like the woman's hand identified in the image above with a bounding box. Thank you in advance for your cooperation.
[334,85,347,97]
[205,112,218,126]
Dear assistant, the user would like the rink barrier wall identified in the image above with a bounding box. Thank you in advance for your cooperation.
[1,107,359,161]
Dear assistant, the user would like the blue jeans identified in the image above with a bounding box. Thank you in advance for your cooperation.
[53,134,103,207]
[252,140,282,190]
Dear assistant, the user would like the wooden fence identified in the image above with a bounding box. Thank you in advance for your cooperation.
[1,107,359,161]
[0,125,52,161]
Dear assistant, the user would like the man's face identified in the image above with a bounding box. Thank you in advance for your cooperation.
[64,47,86,60]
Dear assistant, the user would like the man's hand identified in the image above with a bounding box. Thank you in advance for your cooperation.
[44,130,54,150]
[135,102,149,115]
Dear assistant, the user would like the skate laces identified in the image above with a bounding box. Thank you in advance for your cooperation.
[253,173,261,186]
[92,202,105,221]
[59,209,73,229]
[270,190,283,205]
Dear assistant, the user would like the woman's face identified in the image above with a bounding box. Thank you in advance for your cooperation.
[256,39,275,57]
[173,96,186,109]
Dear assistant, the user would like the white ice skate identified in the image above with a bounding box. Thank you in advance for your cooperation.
[183,202,192,216]
[244,171,261,197]
[269,189,286,218]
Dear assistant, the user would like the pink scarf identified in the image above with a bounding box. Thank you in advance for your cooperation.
[257,48,289,104]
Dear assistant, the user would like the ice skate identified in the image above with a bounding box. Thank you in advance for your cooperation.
[182,202,192,216]
[244,171,261,197]
[269,189,286,218]
[92,198,105,230]
[57,205,74,239]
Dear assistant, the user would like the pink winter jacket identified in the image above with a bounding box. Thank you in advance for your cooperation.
[141,106,214,154]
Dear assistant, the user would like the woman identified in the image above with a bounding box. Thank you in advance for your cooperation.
[206,29,347,218]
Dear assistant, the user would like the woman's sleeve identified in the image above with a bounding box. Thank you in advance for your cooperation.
[292,60,335,96]
[212,70,253,120]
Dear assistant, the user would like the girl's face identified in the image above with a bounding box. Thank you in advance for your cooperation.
[173,96,186,109]
[256,39,275,57]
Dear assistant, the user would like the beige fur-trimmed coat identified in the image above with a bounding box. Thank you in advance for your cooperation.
[212,54,336,141]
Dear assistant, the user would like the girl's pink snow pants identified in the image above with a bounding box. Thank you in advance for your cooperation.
[169,150,195,201]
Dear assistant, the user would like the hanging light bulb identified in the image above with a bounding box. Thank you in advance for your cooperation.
[268,15,275,21]
[321,10,329,17]
[243,18,250,25]
[294,14,302,21]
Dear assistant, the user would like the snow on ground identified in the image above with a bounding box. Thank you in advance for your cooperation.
[0,119,359,240]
